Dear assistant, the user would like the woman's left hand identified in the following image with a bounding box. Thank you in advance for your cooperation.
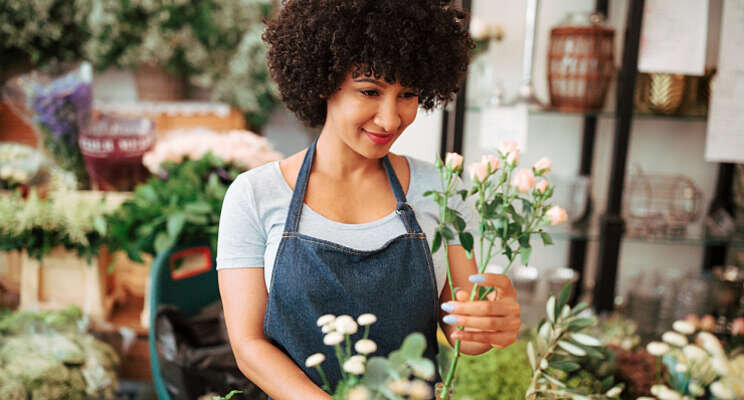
[441,273,521,351]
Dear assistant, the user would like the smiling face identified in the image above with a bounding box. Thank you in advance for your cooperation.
[323,71,420,159]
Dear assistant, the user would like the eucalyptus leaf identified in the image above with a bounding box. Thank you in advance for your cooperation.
[167,212,186,239]
[566,317,596,332]
[570,333,602,347]
[546,296,556,323]
[549,360,581,372]
[570,302,589,316]
[520,246,531,265]
[557,340,586,357]
[407,358,435,381]
[541,372,566,388]
[526,341,536,370]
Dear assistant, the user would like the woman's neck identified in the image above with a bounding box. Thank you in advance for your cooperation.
[313,131,387,182]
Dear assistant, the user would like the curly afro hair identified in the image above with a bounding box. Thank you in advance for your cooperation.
[262,0,474,127]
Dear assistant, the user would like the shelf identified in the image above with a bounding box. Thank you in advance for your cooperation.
[466,104,708,122]
[544,219,744,248]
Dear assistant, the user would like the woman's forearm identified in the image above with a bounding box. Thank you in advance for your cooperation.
[234,337,332,400]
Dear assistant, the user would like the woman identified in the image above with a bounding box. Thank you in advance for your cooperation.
[217,1,521,398]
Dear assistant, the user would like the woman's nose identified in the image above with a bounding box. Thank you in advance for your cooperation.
[373,97,402,132]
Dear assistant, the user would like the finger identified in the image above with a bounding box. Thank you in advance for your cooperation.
[455,288,469,302]
[443,314,521,331]
[451,329,518,347]
[469,274,516,298]
[442,297,521,317]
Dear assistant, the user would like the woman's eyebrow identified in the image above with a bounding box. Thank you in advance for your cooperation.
[353,78,388,87]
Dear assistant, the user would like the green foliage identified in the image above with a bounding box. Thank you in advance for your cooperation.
[450,340,532,400]
[105,152,240,262]
[0,189,115,262]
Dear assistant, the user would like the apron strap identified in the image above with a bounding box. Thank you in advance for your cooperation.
[285,136,318,233]
[381,155,423,234]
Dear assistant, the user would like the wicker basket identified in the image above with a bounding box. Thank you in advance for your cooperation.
[133,63,186,101]
[547,13,615,112]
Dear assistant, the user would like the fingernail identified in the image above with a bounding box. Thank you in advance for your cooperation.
[442,315,457,325]
[441,302,454,312]
[469,274,486,283]
[453,286,462,294]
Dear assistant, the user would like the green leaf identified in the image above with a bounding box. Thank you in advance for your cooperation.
[458,232,474,254]
[556,282,572,317]
[566,317,596,332]
[440,226,454,241]
[570,332,602,347]
[541,372,566,388]
[454,215,466,232]
[540,232,554,245]
[601,376,615,392]
[580,344,606,359]
[213,390,243,400]
[167,212,186,239]
[458,189,469,201]
[431,230,442,253]
[504,246,513,261]
[570,302,589,316]
[557,340,586,357]
[423,190,435,197]
[549,360,581,372]
[407,358,435,381]
[184,201,212,214]
[154,232,172,255]
[526,341,536,370]
[546,296,556,323]
[399,333,427,360]
[520,246,531,265]
[93,215,107,236]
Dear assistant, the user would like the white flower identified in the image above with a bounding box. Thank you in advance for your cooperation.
[335,315,358,335]
[646,341,670,356]
[317,314,335,327]
[673,320,696,335]
[605,385,623,397]
[469,18,490,40]
[323,332,344,346]
[357,313,377,326]
[389,380,409,395]
[651,385,682,400]
[682,345,707,362]
[662,331,688,347]
[697,331,725,358]
[354,339,377,355]
[343,358,365,375]
[688,382,704,396]
[346,386,370,400]
[321,324,333,334]
[349,355,366,364]
[408,380,432,399]
[675,363,688,373]
[711,357,730,375]
[710,381,736,400]
[304,353,325,368]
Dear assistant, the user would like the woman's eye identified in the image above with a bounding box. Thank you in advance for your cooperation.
[401,92,418,99]
[361,90,379,96]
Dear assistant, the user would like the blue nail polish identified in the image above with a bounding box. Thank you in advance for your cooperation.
[443,315,457,325]
[441,302,454,312]
[469,274,486,283]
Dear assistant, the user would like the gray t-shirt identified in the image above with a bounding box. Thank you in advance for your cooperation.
[216,155,472,295]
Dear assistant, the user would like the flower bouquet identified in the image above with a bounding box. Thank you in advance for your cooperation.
[2,62,93,188]
[428,142,567,398]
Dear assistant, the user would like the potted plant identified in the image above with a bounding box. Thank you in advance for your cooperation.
[83,0,279,127]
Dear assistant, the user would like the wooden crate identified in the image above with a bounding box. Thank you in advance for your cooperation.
[19,246,115,321]
[0,250,22,294]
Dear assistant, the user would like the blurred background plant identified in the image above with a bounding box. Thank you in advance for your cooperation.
[82,0,279,127]
[0,305,120,399]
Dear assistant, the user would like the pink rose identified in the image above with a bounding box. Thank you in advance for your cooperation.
[468,161,489,182]
[700,315,715,331]
[535,178,548,193]
[511,168,535,193]
[498,141,520,165]
[685,314,700,329]
[445,152,464,171]
[481,154,500,172]
[732,318,744,336]
[546,205,567,226]
[533,157,552,174]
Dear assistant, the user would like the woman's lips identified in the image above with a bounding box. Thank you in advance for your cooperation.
[363,129,394,145]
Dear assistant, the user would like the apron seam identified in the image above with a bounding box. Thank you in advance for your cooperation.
[281,233,425,254]
[263,231,291,334]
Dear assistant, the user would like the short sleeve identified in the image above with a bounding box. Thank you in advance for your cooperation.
[216,174,267,269]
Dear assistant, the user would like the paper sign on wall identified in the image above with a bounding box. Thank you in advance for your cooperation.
[638,0,708,76]
[705,0,744,163]
[478,104,528,154]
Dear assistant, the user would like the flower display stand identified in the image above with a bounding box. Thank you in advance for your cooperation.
[19,246,115,322]
[109,250,153,329]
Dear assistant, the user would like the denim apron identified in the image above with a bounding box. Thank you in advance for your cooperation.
[263,137,440,395]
